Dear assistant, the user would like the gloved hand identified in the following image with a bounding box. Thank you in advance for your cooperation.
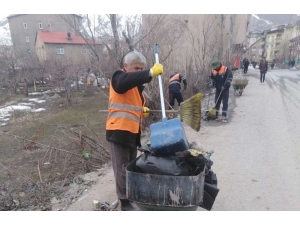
[223,81,231,89]
[184,85,187,91]
[209,80,215,88]
[143,107,150,118]
[150,63,164,76]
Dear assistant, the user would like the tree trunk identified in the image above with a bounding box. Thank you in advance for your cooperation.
[110,14,121,67]
[24,79,28,97]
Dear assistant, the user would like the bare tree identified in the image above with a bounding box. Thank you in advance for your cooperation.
[0,45,21,93]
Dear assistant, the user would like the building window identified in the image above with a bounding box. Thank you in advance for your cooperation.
[26,37,29,42]
[39,22,43,29]
[83,48,90,54]
[56,47,64,54]
[23,22,27,29]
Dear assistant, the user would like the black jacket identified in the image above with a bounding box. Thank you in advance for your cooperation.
[244,61,250,68]
[106,69,152,148]
[168,72,187,93]
[259,61,268,72]
[210,64,233,90]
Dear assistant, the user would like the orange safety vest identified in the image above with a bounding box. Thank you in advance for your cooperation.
[169,73,180,84]
[106,71,146,134]
[212,65,227,76]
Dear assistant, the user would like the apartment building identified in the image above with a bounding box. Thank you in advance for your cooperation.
[290,35,300,62]
[248,31,264,47]
[35,30,102,63]
[248,21,300,64]
[265,27,285,62]
[7,14,83,57]
[248,37,265,62]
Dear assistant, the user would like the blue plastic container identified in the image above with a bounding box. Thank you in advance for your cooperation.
[150,118,189,156]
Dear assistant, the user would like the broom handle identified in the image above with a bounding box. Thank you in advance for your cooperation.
[154,43,166,119]
[98,110,178,113]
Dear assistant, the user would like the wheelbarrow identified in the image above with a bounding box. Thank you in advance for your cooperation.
[232,79,249,96]
[126,156,205,211]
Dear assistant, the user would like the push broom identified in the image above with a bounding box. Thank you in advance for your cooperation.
[151,93,203,132]
[206,73,230,119]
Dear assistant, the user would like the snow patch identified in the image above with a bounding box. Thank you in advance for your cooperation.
[28,98,46,103]
[2,105,32,111]
[252,14,260,20]
[19,102,36,106]
[33,108,46,112]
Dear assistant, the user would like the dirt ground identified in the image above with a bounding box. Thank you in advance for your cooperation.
[61,68,300,211]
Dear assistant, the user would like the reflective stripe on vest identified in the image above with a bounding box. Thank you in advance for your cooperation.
[106,74,145,133]
[212,66,227,76]
[108,111,140,123]
[109,102,142,112]
[169,73,180,85]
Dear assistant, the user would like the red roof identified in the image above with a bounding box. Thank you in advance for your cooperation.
[37,30,101,45]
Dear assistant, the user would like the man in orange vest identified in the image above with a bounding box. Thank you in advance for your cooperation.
[209,60,233,123]
[168,72,187,114]
[106,50,163,211]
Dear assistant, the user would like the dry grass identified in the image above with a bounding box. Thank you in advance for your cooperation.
[0,88,111,210]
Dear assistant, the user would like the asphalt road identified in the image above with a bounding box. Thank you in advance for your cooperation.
[191,68,300,210]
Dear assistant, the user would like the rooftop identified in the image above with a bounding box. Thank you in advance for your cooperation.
[7,14,83,19]
[36,31,101,45]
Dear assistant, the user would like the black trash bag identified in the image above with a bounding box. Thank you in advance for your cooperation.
[135,146,206,176]
[199,157,219,211]
[204,156,218,186]
[205,169,218,186]
[135,152,191,176]
[173,150,206,175]
[137,144,154,154]
[199,183,220,211]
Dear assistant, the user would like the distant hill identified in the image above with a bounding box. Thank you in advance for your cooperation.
[250,14,300,32]
[257,14,300,25]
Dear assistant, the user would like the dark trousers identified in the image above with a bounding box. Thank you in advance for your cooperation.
[169,91,183,109]
[215,88,229,117]
[108,141,137,200]
[243,66,248,74]
[260,71,266,83]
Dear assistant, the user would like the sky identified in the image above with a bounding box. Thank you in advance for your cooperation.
[0,0,298,23]
[0,0,298,16]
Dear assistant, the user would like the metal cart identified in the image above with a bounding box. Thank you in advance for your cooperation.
[126,156,205,211]
[232,79,249,96]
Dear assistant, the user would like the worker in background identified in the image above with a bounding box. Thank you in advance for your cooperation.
[209,60,233,123]
[168,72,187,119]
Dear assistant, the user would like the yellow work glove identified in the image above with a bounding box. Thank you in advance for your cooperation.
[150,63,164,76]
[143,107,150,118]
